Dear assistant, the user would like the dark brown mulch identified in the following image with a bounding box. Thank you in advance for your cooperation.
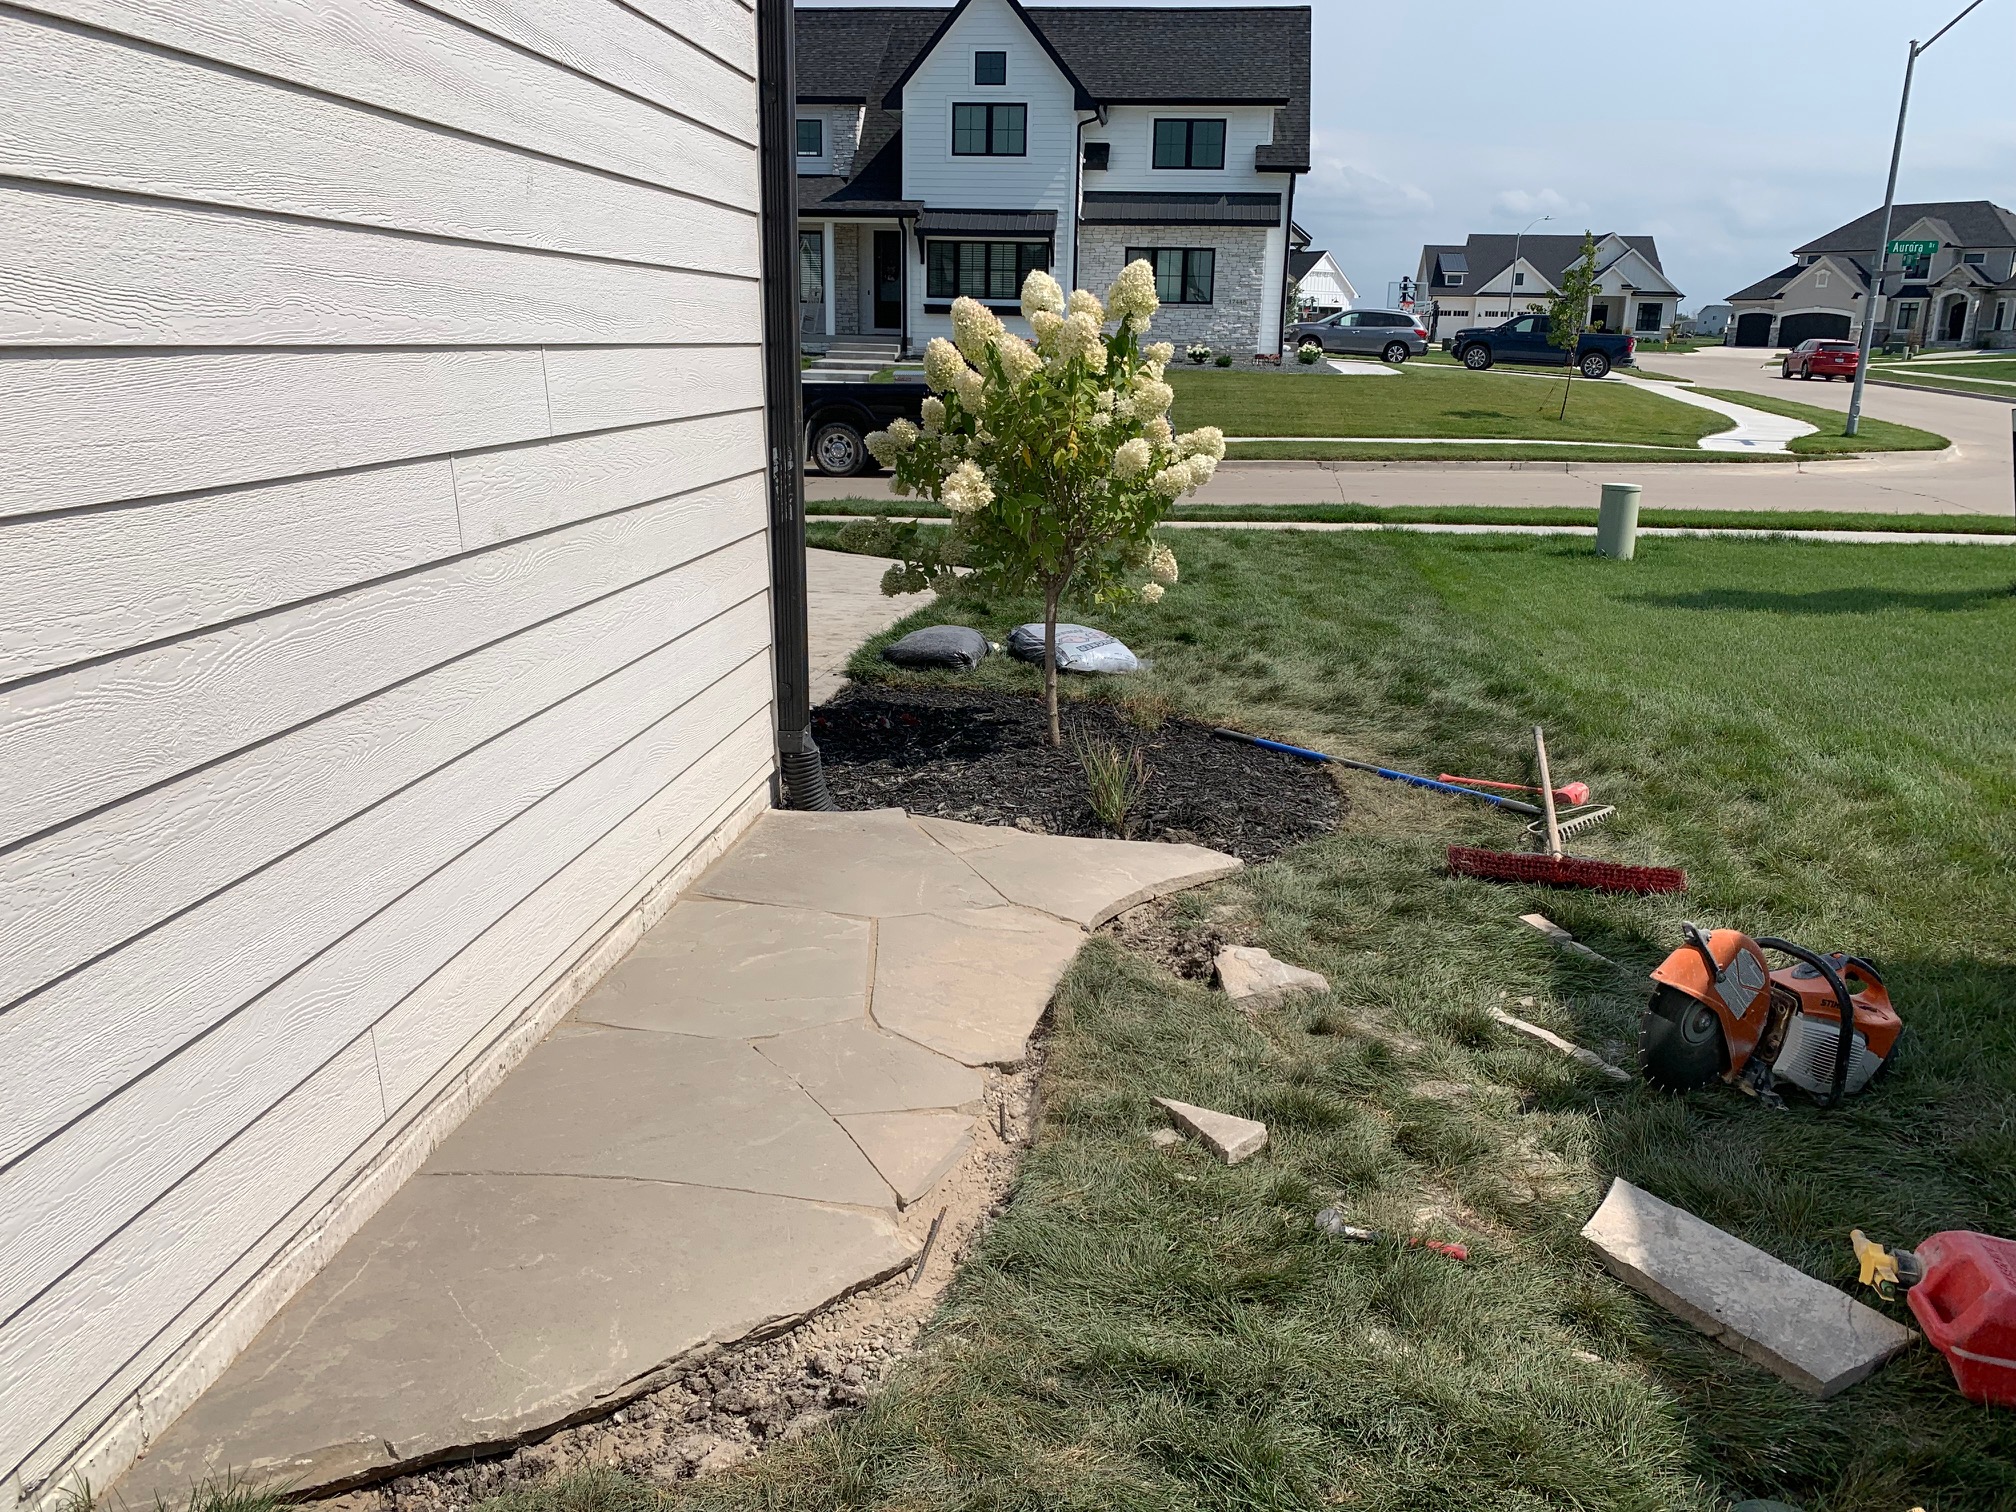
[810,686,1342,863]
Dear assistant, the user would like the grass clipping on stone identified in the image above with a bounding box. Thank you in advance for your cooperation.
[493,529,2016,1512]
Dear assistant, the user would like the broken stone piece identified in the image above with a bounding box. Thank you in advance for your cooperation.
[1490,1007,1633,1083]
[1213,945,1329,1012]
[1581,1178,1916,1398]
[1147,1127,1183,1149]
[1519,913,1619,967]
[1152,1097,1268,1164]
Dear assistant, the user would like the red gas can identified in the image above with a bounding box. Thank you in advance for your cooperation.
[1907,1230,2016,1407]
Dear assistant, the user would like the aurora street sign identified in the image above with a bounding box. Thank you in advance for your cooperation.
[1887,239,1939,258]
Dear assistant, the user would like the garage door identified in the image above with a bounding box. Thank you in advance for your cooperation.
[1733,312,1775,347]
[1778,312,1851,347]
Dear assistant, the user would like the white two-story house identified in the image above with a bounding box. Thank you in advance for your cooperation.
[796,0,1312,357]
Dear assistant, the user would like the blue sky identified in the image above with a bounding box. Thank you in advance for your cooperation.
[804,0,2015,311]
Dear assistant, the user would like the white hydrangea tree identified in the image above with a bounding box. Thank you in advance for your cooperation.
[866,260,1222,746]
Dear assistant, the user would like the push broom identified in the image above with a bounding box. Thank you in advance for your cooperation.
[1447,727,1686,895]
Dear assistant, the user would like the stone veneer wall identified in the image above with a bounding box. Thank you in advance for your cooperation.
[1078,226,1275,353]
[833,224,862,336]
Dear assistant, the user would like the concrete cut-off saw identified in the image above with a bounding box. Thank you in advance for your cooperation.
[1638,923,1901,1107]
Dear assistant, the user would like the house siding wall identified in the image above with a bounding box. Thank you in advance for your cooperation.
[1080,224,1279,351]
[0,2,773,1502]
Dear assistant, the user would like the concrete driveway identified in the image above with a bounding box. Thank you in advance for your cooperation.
[807,346,2013,517]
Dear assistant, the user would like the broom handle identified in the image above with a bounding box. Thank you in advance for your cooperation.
[1533,726,1563,860]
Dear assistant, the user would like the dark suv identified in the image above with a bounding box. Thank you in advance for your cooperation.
[1287,308,1430,363]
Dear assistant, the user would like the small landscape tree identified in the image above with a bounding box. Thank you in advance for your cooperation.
[865,264,1222,746]
[1547,231,1602,420]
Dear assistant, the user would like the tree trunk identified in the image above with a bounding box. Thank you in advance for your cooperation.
[1558,369,1573,421]
[1042,583,1062,747]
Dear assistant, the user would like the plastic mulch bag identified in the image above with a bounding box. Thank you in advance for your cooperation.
[1005,623,1140,675]
[881,624,992,670]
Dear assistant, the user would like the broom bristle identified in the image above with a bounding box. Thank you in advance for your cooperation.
[1447,845,1687,895]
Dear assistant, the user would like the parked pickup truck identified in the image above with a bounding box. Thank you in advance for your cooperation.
[803,378,929,476]
[1444,313,1635,378]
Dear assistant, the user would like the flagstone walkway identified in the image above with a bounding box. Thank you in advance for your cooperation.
[119,810,1238,1501]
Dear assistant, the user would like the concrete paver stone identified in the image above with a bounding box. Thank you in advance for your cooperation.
[696,809,1006,917]
[837,1111,976,1207]
[1491,1007,1632,1083]
[918,817,1242,928]
[1153,1097,1269,1165]
[573,898,868,1038]
[1214,945,1329,1011]
[1581,1178,1916,1397]
[433,1025,893,1208]
[755,1018,983,1114]
[872,906,1086,1066]
[123,1174,913,1497]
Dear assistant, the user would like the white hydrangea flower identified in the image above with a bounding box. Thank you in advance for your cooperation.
[1187,453,1218,487]
[1111,437,1152,479]
[1140,582,1165,605]
[1053,310,1109,371]
[885,417,920,451]
[941,458,994,515]
[1131,377,1175,418]
[1108,259,1160,328]
[1150,544,1179,584]
[1150,466,1189,499]
[920,395,946,433]
[1030,308,1064,347]
[1068,288,1106,323]
[1094,388,1116,414]
[1145,414,1174,447]
[1177,425,1225,462]
[954,366,986,411]
[1020,269,1065,320]
[994,333,1042,386]
[864,429,896,466]
[923,337,969,395]
[950,297,1003,364]
[1145,342,1175,366]
[1143,359,1167,382]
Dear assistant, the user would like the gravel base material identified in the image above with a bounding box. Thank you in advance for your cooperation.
[810,686,1342,864]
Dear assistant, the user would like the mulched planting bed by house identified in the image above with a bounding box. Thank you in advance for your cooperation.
[811,685,1341,863]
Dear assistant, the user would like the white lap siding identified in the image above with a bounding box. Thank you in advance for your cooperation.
[0,2,772,1503]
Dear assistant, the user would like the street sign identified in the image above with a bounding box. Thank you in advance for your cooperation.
[1887,239,1939,258]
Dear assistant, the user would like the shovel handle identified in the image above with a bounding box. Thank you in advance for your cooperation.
[1533,727,1563,860]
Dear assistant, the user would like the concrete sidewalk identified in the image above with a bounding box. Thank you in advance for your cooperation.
[119,811,1238,1500]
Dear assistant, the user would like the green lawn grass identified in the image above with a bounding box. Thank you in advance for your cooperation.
[485,531,2016,1512]
[1169,366,1725,449]
[1688,387,1951,456]
[807,499,2016,535]
[1869,362,2016,400]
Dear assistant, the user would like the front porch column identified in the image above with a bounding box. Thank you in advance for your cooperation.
[822,221,836,337]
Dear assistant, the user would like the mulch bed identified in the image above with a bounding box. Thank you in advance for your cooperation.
[811,686,1342,863]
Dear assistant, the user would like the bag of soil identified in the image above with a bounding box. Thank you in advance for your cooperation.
[881,624,992,671]
[1005,623,1140,675]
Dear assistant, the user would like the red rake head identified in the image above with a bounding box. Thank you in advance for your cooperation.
[1447,846,1687,896]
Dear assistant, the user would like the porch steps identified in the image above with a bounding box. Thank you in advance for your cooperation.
[804,339,904,384]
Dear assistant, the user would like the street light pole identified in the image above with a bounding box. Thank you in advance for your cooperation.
[1512,213,1551,319]
[1845,0,1989,437]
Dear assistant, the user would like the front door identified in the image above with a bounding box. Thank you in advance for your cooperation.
[1943,298,1967,342]
[1588,301,1612,333]
[873,231,902,330]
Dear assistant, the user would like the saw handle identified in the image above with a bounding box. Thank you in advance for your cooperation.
[1755,936,1859,1108]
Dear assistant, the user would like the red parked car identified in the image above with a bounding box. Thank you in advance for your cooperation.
[1781,338,1859,381]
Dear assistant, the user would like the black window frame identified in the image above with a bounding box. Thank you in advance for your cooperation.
[973,50,1007,86]
[795,117,823,158]
[952,102,1027,156]
[1125,246,1216,305]
[1634,301,1664,332]
[926,239,1051,302]
[1151,118,1227,170]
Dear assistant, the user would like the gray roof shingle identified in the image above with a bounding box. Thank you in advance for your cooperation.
[1796,200,2016,254]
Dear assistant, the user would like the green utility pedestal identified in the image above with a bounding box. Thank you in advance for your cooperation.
[1596,483,1642,560]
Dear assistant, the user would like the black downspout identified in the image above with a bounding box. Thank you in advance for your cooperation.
[756,0,836,810]
[1276,173,1297,359]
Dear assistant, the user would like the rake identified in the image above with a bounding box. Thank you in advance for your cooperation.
[1447,727,1686,895]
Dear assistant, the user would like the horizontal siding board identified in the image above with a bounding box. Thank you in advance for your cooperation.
[0,662,772,1332]
[417,0,754,132]
[5,735,771,1491]
[619,0,756,76]
[23,0,758,199]
[542,344,763,433]
[0,561,771,1136]
[0,475,766,847]
[0,544,766,1039]
[0,13,757,276]
[0,185,759,347]
[452,410,765,544]
[0,346,756,520]
[2,464,462,683]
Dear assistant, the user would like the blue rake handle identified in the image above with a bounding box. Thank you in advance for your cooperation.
[1210,729,1543,817]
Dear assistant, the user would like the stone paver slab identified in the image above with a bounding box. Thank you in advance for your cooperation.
[1214,945,1329,1011]
[696,809,1005,917]
[837,1111,975,1207]
[124,1174,913,1498]
[433,1026,892,1208]
[873,906,1085,1066]
[920,822,1242,929]
[1581,1178,1915,1397]
[574,898,868,1038]
[1154,1097,1269,1164]
[755,1018,983,1115]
